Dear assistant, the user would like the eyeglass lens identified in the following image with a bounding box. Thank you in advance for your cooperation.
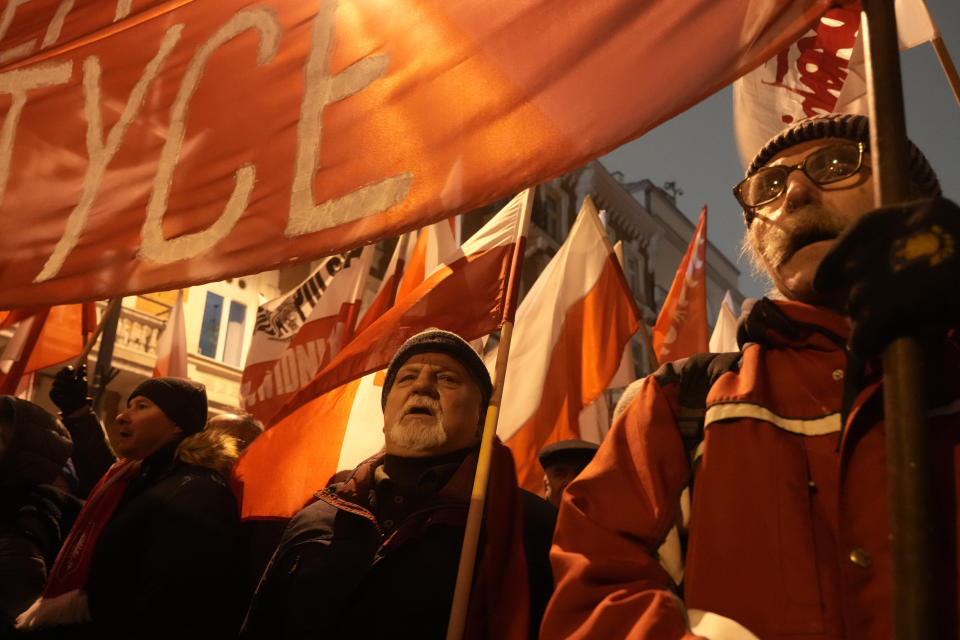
[739,143,862,208]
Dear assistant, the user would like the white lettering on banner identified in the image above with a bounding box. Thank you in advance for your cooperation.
[138,8,281,264]
[0,0,75,64]
[41,0,73,48]
[285,0,412,237]
[114,0,132,22]
[34,25,183,283]
[280,349,298,394]
[243,334,341,409]
[0,0,38,64]
[0,62,73,208]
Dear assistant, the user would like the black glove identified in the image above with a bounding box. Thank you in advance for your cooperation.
[49,365,91,415]
[814,196,960,358]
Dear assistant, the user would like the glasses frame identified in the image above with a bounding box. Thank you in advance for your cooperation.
[734,141,866,215]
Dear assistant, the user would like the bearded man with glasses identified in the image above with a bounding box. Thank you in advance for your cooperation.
[540,114,960,640]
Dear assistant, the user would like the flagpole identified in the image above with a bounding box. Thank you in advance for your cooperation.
[931,36,960,108]
[861,0,939,636]
[338,245,376,348]
[446,188,534,640]
[76,298,121,368]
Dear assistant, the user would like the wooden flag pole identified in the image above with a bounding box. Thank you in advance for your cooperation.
[445,320,516,640]
[75,298,122,368]
[861,0,939,636]
[446,189,533,640]
[931,36,960,108]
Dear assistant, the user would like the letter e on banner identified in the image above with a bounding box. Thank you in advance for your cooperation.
[286,0,411,238]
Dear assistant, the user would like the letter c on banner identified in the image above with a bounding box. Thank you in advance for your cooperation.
[139,8,281,264]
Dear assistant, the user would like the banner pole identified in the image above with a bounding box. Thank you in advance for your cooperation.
[75,298,121,368]
[446,189,533,640]
[931,36,960,108]
[861,1,939,636]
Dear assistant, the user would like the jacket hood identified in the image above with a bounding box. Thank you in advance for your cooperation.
[174,429,239,477]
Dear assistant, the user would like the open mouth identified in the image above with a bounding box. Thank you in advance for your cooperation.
[781,228,837,265]
[405,406,435,417]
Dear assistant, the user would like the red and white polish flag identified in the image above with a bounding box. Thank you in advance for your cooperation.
[497,197,640,492]
[153,290,188,378]
[240,246,374,425]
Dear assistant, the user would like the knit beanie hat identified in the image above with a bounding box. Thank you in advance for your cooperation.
[381,329,493,409]
[0,395,73,485]
[128,377,207,435]
[743,113,942,224]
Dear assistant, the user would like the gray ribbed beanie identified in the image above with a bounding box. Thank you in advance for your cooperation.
[381,329,492,408]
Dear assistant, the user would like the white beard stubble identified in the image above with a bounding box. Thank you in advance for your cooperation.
[384,400,448,453]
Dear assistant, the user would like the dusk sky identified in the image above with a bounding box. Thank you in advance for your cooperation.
[600,0,960,303]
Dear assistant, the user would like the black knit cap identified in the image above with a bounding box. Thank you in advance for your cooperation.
[742,113,942,225]
[381,329,492,409]
[128,377,207,435]
[0,395,72,484]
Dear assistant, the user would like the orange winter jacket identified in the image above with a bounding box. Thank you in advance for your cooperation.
[542,298,960,640]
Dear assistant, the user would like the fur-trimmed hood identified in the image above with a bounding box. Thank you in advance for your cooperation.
[175,429,240,478]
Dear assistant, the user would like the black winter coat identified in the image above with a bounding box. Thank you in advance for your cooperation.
[0,482,80,634]
[21,439,244,640]
[241,450,556,640]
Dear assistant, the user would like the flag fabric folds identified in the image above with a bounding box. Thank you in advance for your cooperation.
[233,191,532,518]
[352,234,414,338]
[153,290,188,378]
[240,247,373,424]
[733,0,937,166]
[652,206,708,364]
[0,303,97,394]
[709,290,740,353]
[0,0,835,308]
[497,197,640,492]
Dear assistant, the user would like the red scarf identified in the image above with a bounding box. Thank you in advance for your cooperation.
[43,459,141,598]
[464,441,530,640]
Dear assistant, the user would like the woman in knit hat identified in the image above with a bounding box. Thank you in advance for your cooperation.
[17,377,245,639]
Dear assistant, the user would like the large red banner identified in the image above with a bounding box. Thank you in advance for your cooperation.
[0,0,837,307]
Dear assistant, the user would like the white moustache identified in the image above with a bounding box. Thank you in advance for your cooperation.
[402,397,440,417]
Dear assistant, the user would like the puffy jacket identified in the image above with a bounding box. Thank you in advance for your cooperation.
[19,431,244,640]
[542,298,960,639]
[242,442,555,639]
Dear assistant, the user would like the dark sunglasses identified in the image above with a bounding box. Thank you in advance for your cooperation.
[734,142,866,223]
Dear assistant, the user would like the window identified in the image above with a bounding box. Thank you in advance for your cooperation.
[198,293,223,358]
[198,292,248,366]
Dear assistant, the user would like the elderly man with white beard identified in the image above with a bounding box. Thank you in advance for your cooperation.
[241,329,556,640]
[541,114,960,639]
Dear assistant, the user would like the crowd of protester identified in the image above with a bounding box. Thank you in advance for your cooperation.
[2,114,959,639]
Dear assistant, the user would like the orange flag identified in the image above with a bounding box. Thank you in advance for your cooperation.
[233,191,532,518]
[0,0,835,308]
[652,206,709,363]
[0,303,97,394]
